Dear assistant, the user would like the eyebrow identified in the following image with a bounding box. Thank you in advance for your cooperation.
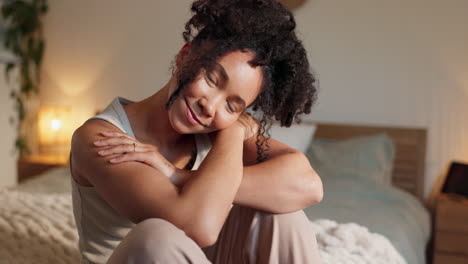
[212,63,247,109]
[213,63,229,84]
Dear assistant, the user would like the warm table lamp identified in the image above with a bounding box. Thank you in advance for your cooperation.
[37,105,72,158]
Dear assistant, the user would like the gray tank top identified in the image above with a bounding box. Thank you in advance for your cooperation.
[71,97,212,264]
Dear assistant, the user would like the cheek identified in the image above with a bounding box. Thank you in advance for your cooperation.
[166,102,184,132]
[211,114,239,130]
[167,97,194,134]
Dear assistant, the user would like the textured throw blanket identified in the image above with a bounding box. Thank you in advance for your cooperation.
[0,190,80,263]
[311,219,406,264]
[0,190,405,264]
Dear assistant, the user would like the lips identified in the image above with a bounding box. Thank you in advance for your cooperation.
[184,99,204,126]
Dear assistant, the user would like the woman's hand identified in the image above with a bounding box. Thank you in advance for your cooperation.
[93,131,190,187]
[236,112,259,140]
[214,112,259,141]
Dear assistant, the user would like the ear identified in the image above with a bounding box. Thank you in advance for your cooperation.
[176,42,191,67]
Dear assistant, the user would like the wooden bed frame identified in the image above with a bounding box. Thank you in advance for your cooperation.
[308,121,427,204]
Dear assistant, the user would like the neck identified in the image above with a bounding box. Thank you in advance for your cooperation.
[125,78,186,147]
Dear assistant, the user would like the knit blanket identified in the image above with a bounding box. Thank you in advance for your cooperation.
[0,190,405,264]
[311,219,406,264]
[0,190,80,264]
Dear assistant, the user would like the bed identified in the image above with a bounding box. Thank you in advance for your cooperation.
[0,122,431,264]
[302,122,431,264]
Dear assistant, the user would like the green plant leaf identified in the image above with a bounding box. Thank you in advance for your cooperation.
[19,9,39,35]
[2,38,8,49]
[21,79,33,94]
[12,45,23,57]
[4,28,17,49]
[5,63,16,83]
[40,2,48,13]
[35,40,44,66]
[1,4,13,19]
[27,38,34,52]
[10,90,16,99]
[2,0,48,156]
[15,136,30,158]
[17,97,25,121]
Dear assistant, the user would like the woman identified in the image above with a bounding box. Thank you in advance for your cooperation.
[70,0,323,263]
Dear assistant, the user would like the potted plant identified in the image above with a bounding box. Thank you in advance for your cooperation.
[1,0,48,158]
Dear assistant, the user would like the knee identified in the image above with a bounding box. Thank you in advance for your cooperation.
[134,218,183,243]
[125,218,187,261]
[259,210,313,235]
[255,211,322,263]
[263,209,309,225]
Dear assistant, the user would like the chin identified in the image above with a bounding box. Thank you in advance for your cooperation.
[169,119,190,134]
[168,114,202,135]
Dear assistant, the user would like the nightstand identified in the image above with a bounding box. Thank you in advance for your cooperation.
[433,193,468,264]
[17,154,68,182]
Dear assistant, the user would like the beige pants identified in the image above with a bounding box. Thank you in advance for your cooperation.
[107,205,322,264]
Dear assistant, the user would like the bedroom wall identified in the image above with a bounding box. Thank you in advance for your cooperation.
[12,0,465,198]
[293,0,468,200]
[0,10,17,188]
[38,0,192,126]
[0,63,17,188]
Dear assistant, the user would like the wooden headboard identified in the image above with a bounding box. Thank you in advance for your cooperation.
[309,122,427,203]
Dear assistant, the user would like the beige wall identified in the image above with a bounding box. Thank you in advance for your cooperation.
[294,0,468,198]
[40,0,193,127]
[2,0,464,197]
[0,63,18,188]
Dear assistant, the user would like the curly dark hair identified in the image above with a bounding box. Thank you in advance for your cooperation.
[166,0,318,162]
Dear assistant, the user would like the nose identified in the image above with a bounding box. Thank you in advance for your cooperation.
[198,97,214,118]
[198,96,219,118]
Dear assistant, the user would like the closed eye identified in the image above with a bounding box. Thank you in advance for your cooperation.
[204,71,218,87]
[227,102,235,113]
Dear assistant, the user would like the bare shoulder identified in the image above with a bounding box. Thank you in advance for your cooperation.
[70,118,181,223]
[72,119,121,149]
[71,119,122,177]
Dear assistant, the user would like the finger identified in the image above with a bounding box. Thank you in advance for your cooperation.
[98,143,152,156]
[98,144,133,156]
[99,131,134,140]
[94,136,136,147]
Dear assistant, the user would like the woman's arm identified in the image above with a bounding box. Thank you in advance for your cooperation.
[236,135,323,214]
[147,111,322,214]
[173,115,322,214]
[72,119,246,248]
[177,126,244,245]
[94,118,322,226]
[174,137,323,214]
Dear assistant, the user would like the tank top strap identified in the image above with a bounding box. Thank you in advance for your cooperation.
[89,97,136,138]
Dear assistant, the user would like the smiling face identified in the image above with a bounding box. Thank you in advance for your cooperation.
[167,50,263,134]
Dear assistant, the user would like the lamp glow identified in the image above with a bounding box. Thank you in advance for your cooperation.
[38,105,72,155]
[50,119,62,131]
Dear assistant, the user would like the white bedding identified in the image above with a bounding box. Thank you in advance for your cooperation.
[311,219,406,264]
[0,190,79,263]
[0,184,405,264]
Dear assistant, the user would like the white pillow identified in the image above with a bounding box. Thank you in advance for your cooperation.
[268,122,317,153]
